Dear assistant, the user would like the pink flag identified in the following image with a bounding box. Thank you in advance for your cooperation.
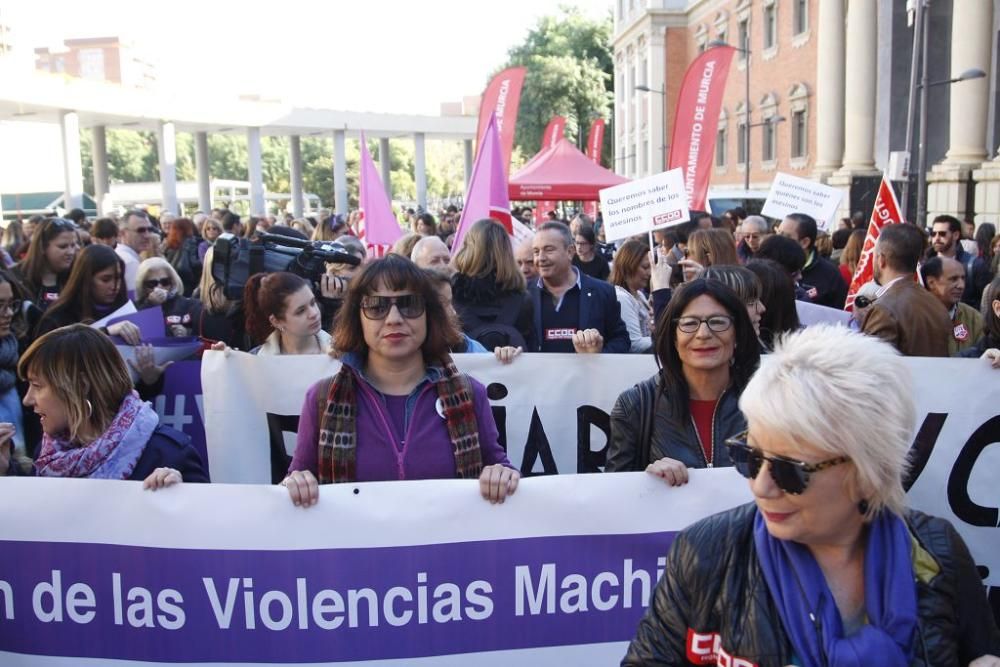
[452,113,512,255]
[667,46,736,211]
[535,116,566,224]
[845,176,904,311]
[358,133,403,254]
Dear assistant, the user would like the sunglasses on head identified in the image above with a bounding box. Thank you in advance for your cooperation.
[360,294,426,320]
[143,277,172,290]
[853,294,874,309]
[724,431,851,495]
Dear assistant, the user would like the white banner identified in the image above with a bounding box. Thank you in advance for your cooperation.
[761,171,843,230]
[203,352,1000,593]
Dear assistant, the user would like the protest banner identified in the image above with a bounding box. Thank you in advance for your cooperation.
[201,352,1000,603]
[598,168,689,243]
[845,175,904,311]
[760,172,843,231]
[0,471,753,665]
[476,67,526,173]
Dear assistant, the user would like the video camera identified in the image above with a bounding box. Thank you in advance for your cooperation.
[211,232,362,300]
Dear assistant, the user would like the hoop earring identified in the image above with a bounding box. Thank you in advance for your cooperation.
[85,400,93,417]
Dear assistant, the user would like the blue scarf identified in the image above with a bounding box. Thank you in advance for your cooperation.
[753,509,918,667]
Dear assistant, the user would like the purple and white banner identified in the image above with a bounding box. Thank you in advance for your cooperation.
[0,471,752,664]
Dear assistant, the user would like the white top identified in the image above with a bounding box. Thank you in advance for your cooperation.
[115,244,141,293]
[255,329,333,356]
[614,285,653,353]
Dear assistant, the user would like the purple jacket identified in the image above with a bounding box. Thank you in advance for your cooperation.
[289,361,510,481]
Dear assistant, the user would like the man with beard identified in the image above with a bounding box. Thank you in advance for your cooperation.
[928,215,991,307]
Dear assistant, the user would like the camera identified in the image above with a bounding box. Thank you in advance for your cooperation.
[211,232,362,300]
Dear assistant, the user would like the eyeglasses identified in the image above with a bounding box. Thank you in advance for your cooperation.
[360,294,426,320]
[674,315,734,333]
[725,431,851,495]
[0,299,22,314]
[143,277,172,290]
[132,226,154,234]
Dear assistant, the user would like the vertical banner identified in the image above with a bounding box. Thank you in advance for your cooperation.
[452,113,513,253]
[535,116,567,225]
[666,46,736,211]
[583,118,607,219]
[476,67,526,174]
[845,176,903,311]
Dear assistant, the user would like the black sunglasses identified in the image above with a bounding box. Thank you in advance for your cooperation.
[853,295,874,309]
[143,277,173,290]
[360,294,425,320]
[724,431,851,495]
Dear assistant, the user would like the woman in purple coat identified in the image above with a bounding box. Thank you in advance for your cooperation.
[283,254,518,507]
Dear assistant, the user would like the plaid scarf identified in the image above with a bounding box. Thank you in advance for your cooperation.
[317,357,483,483]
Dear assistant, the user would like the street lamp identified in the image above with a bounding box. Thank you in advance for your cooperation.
[707,38,751,191]
[635,84,668,171]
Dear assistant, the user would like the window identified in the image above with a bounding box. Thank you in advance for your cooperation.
[737,122,748,165]
[792,109,807,158]
[762,121,776,162]
[762,5,777,50]
[738,19,749,58]
[716,127,727,167]
[794,0,808,35]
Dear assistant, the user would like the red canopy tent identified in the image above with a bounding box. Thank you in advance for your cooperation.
[508,138,628,201]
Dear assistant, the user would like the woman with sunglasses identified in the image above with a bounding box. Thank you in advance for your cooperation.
[283,254,517,506]
[605,279,760,483]
[623,325,1000,666]
[135,258,203,338]
[13,218,79,312]
[243,271,330,355]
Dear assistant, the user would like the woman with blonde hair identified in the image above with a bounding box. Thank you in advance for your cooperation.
[194,247,244,348]
[609,239,653,353]
[391,232,421,260]
[198,218,224,262]
[683,228,740,281]
[450,218,532,350]
[135,258,203,338]
[839,228,867,286]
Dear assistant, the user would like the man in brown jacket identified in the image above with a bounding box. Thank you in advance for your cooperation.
[862,223,951,356]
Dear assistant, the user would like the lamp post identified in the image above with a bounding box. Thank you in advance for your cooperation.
[707,38,750,191]
[635,84,668,172]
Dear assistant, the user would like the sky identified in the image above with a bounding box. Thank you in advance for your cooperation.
[4,0,613,115]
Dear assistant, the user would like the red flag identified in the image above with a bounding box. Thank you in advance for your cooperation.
[667,46,736,211]
[582,118,606,219]
[845,176,904,311]
[476,67,526,174]
[535,116,566,224]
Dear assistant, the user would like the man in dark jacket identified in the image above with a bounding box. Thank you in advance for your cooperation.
[928,215,992,308]
[528,222,629,353]
[778,212,848,308]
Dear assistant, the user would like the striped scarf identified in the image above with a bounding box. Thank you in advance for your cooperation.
[317,357,483,483]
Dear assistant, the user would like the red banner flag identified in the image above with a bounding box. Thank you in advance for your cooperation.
[476,67,526,174]
[535,116,567,224]
[667,46,736,211]
[845,176,904,311]
[582,118,606,219]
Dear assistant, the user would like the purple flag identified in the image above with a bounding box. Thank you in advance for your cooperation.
[451,113,512,255]
[358,133,404,247]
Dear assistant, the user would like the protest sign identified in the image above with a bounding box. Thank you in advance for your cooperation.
[90,301,137,329]
[598,169,689,243]
[761,172,843,230]
[0,471,753,665]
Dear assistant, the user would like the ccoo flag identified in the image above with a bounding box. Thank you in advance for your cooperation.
[452,113,512,255]
[667,45,736,211]
[358,133,403,254]
[845,175,904,311]
[476,67,526,173]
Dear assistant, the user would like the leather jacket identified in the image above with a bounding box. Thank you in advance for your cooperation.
[606,375,746,472]
[622,503,1000,666]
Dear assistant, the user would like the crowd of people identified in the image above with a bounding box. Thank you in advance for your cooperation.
[0,200,998,665]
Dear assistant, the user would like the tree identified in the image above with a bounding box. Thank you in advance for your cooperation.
[500,7,614,166]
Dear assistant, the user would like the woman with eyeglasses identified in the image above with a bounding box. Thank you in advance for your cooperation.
[572,223,610,281]
[12,218,80,313]
[283,254,517,507]
[242,271,330,355]
[605,279,761,483]
[135,258,203,339]
[623,325,1000,667]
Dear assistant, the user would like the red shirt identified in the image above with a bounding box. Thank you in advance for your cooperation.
[689,399,718,465]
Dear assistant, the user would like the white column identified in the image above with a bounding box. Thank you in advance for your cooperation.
[414,132,427,210]
[246,127,265,215]
[289,135,304,219]
[379,137,393,199]
[813,0,846,178]
[91,125,109,214]
[463,139,473,187]
[837,0,877,173]
[648,34,666,173]
[59,111,84,211]
[333,129,348,215]
[157,121,178,215]
[194,131,211,212]
[943,0,993,165]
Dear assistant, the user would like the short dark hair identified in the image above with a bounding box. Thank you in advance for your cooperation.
[537,221,573,247]
[575,223,597,245]
[877,223,924,272]
[832,228,852,250]
[222,211,242,232]
[919,255,946,283]
[931,215,961,234]
[654,279,760,421]
[786,213,818,248]
[982,275,1000,339]
[746,259,801,350]
[65,208,87,224]
[331,254,462,363]
[756,234,807,275]
[92,217,118,240]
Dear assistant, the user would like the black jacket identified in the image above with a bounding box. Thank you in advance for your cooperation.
[606,375,745,471]
[451,273,533,349]
[622,503,1000,666]
[801,252,848,310]
[528,271,631,353]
